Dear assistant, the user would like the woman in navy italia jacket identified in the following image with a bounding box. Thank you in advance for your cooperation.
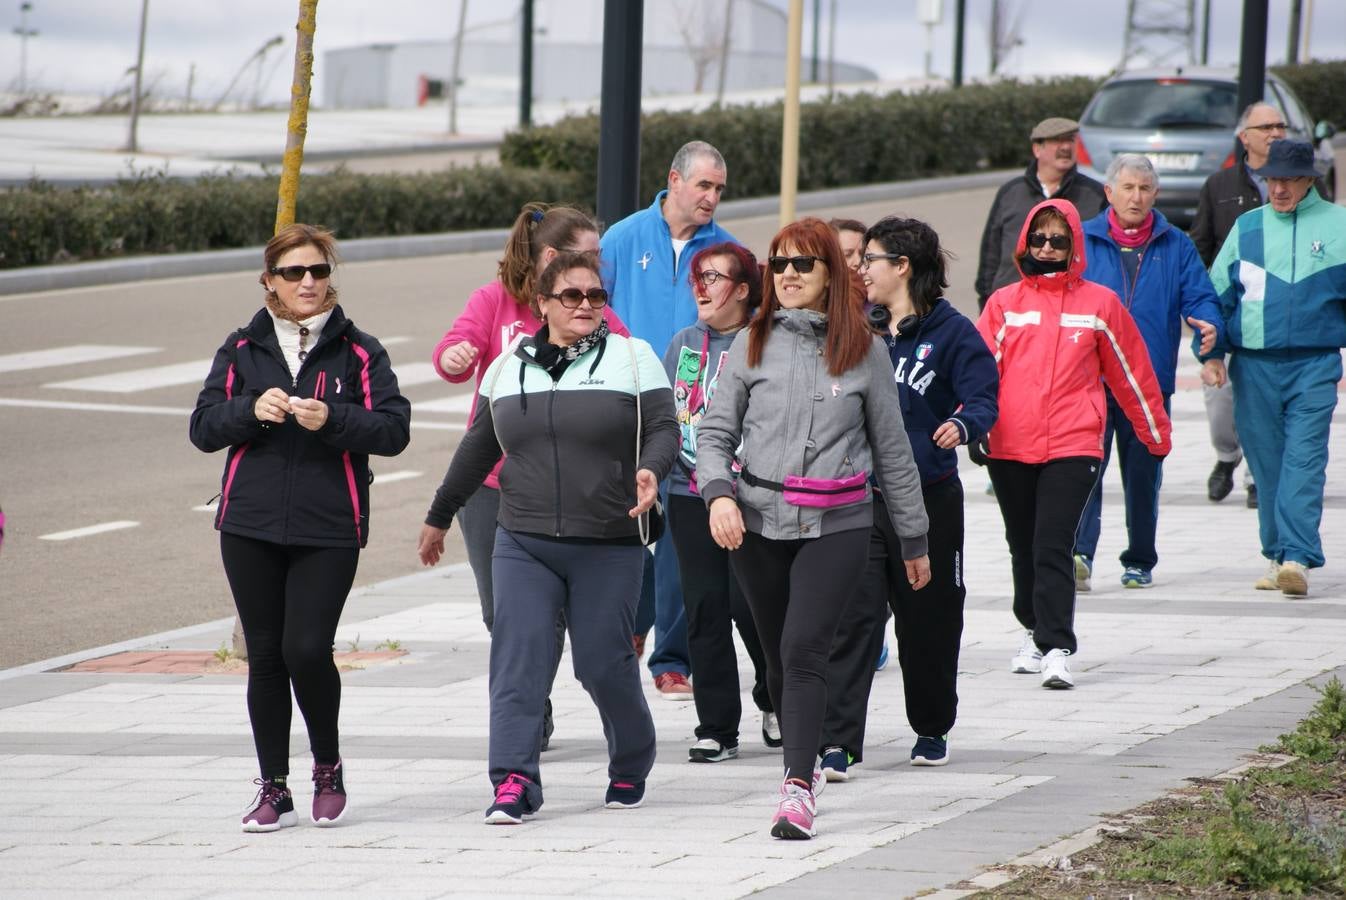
[190,224,410,834]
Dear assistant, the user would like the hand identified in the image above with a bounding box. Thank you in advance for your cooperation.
[905,555,932,590]
[439,340,479,376]
[707,496,745,551]
[1200,358,1227,388]
[628,468,659,518]
[254,387,292,424]
[418,524,448,566]
[289,396,329,431]
[1187,316,1218,356]
[932,421,962,450]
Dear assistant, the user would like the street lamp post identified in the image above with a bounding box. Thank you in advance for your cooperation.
[125,0,149,153]
[14,2,39,96]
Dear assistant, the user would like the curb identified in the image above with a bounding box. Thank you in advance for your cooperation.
[0,170,1012,296]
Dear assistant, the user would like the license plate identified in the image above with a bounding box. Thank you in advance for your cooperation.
[1143,152,1201,172]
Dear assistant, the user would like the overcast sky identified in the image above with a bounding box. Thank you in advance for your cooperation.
[5,0,1343,109]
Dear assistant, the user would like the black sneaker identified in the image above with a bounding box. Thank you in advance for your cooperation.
[688,738,739,763]
[604,779,645,809]
[1246,483,1258,509]
[484,773,536,825]
[761,711,783,748]
[1207,460,1236,502]
[911,735,949,767]
[541,697,554,753]
[241,777,297,833]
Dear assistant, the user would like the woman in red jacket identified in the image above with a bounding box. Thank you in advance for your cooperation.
[976,198,1170,690]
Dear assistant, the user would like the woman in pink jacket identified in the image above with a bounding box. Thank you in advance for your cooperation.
[432,203,628,746]
[976,198,1170,690]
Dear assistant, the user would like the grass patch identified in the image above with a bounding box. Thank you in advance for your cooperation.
[975,677,1346,898]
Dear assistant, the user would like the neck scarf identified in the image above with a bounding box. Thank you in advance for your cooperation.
[1107,208,1154,248]
[532,319,610,377]
[1019,254,1070,277]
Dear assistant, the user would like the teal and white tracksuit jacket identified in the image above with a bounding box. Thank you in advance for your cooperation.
[1209,188,1346,567]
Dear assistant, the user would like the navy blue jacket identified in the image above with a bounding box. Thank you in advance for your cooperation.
[1081,209,1224,395]
[882,298,999,485]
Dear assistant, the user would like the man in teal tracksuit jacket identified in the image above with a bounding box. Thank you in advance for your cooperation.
[1208,140,1346,597]
[600,141,737,694]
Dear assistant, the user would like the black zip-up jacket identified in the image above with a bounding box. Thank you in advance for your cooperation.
[975,161,1107,308]
[190,305,411,548]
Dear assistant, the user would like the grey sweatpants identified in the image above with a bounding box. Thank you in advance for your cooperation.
[488,528,655,810]
[1203,380,1254,485]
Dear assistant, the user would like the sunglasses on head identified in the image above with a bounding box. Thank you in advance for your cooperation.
[548,287,609,309]
[269,263,332,282]
[767,255,824,274]
[1027,232,1071,251]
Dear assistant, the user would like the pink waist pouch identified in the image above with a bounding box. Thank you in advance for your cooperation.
[780,471,869,508]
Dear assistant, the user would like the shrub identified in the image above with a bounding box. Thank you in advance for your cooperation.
[1274,60,1346,129]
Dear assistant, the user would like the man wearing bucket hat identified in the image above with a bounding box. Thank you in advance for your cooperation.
[1206,139,1346,598]
[975,117,1107,310]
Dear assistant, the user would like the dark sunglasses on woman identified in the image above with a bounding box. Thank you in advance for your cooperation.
[548,287,609,309]
[1027,233,1071,251]
[767,255,825,274]
[269,263,333,281]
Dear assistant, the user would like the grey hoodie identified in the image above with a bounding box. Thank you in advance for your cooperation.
[696,308,929,558]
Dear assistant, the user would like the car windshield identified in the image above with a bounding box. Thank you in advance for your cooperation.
[1083,79,1239,129]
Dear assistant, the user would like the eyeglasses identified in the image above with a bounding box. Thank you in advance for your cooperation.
[547,287,609,309]
[1027,232,1071,251]
[269,263,332,282]
[1246,121,1288,133]
[859,252,903,269]
[767,255,824,274]
[696,269,735,287]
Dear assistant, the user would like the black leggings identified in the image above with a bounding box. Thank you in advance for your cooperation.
[220,532,359,779]
[731,527,869,782]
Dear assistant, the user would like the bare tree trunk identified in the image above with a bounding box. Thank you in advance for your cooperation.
[276,0,318,231]
[448,0,469,134]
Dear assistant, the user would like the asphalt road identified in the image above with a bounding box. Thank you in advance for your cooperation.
[0,186,999,669]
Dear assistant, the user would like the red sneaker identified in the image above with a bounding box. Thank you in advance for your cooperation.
[653,671,693,701]
[633,632,647,659]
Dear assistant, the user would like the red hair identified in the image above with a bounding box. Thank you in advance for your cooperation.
[747,217,871,376]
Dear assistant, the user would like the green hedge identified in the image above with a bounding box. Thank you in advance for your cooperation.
[1273,60,1346,129]
[0,165,583,269]
[501,76,1102,208]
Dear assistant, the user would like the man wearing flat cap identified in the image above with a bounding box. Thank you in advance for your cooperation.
[975,117,1107,309]
[1206,139,1346,598]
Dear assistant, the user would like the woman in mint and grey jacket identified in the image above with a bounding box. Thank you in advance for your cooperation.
[696,217,930,841]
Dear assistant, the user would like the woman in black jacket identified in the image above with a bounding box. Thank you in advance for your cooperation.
[190,224,410,833]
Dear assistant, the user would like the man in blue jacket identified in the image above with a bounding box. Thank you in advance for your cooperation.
[1074,154,1223,591]
[600,141,738,702]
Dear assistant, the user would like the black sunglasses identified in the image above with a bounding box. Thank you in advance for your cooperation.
[767,255,824,274]
[548,287,609,309]
[269,263,332,282]
[1027,232,1071,251]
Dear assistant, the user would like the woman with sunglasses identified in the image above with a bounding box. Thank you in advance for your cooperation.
[431,203,629,748]
[819,216,999,779]
[662,241,778,764]
[191,224,411,831]
[418,251,677,825]
[695,218,931,839]
[976,198,1170,691]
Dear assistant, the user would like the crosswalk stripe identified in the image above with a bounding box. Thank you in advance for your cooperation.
[45,359,214,393]
[40,521,140,541]
[0,345,158,374]
[393,362,443,387]
[416,394,475,414]
[0,397,190,416]
[372,470,422,485]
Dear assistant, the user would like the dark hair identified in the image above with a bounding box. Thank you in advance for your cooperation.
[687,241,762,308]
[828,217,866,236]
[259,223,339,304]
[748,217,871,376]
[862,216,950,314]
[536,250,602,300]
[499,202,597,306]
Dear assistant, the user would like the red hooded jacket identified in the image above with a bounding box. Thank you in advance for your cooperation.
[975,198,1171,464]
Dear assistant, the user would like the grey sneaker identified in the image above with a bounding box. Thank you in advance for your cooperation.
[1277,560,1309,597]
[1011,630,1043,674]
[1074,554,1092,592]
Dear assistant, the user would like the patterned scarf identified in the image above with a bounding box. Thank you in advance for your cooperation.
[531,319,610,377]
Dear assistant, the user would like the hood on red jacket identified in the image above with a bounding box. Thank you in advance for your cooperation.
[1013,197,1088,288]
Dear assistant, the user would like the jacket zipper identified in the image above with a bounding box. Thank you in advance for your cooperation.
[547,379,562,536]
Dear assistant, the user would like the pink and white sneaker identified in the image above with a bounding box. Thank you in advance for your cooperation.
[770,778,816,839]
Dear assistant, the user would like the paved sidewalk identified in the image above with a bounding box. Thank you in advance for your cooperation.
[2,359,1344,899]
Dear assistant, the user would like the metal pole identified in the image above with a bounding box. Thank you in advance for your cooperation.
[1286,0,1302,64]
[125,0,149,153]
[14,2,37,96]
[952,0,965,87]
[809,0,819,83]
[715,0,733,105]
[826,0,835,96]
[1236,0,1268,117]
[1301,0,1314,61]
[1200,0,1211,64]
[779,0,802,227]
[596,0,642,228]
[519,0,534,128]
[448,0,468,134]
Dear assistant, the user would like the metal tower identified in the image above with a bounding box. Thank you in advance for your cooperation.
[1119,0,1197,71]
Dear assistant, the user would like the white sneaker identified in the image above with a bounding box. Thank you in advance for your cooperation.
[1041,649,1074,689]
[1011,630,1042,674]
[1277,560,1309,597]
[1073,554,1092,593]
[1254,559,1281,590]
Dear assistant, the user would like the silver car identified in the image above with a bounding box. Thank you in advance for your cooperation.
[1076,66,1337,228]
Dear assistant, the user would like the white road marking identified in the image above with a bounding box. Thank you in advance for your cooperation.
[411,420,467,432]
[40,520,140,541]
[381,336,411,346]
[0,345,158,374]
[191,505,216,512]
[0,397,190,416]
[416,394,475,414]
[45,359,213,393]
[373,470,422,485]
[392,361,443,387]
